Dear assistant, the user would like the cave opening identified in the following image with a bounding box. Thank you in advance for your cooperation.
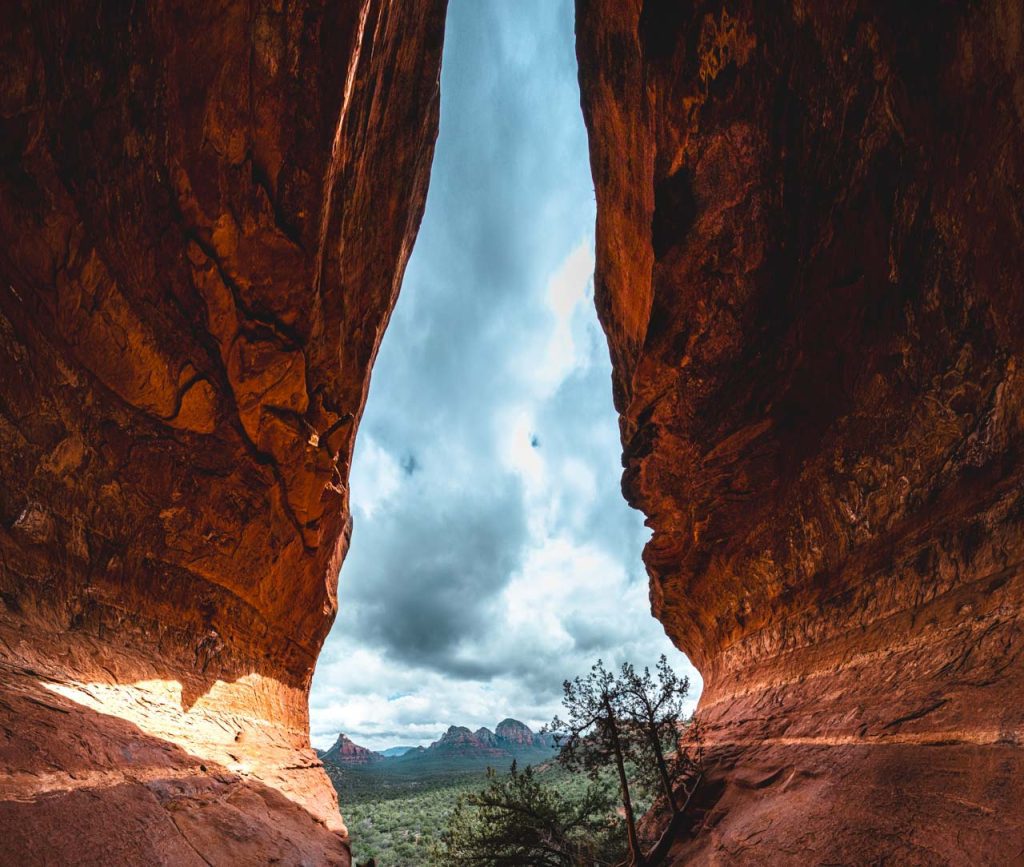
[4,0,1023,863]
[309,0,702,765]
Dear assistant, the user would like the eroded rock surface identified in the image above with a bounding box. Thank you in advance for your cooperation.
[0,0,446,862]
[577,0,1024,862]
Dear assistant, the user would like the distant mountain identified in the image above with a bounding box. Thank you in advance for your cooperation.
[380,746,415,757]
[320,733,381,765]
[320,719,557,771]
[496,717,554,748]
[391,718,556,768]
[425,725,508,759]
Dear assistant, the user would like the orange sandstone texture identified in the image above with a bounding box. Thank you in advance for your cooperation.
[576,0,1024,863]
[0,0,446,863]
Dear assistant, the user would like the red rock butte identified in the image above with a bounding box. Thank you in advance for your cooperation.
[0,1,1021,865]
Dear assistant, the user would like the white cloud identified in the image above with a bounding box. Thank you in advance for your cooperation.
[349,436,402,520]
[548,239,593,319]
[517,239,595,399]
[308,0,703,757]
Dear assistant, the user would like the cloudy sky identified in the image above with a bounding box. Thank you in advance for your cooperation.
[309,0,702,751]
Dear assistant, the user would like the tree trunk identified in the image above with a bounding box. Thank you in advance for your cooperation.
[644,774,702,867]
[647,716,678,814]
[605,697,642,866]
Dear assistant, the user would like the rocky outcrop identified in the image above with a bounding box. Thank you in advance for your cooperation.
[429,720,555,759]
[576,0,1024,863]
[0,0,446,863]
[382,720,555,765]
[321,735,382,766]
[432,725,509,759]
[495,717,537,747]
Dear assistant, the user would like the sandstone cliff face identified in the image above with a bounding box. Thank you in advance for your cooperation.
[0,1,446,863]
[576,0,1024,863]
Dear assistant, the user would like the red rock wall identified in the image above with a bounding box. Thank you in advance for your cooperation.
[0,1,446,863]
[576,1,1024,862]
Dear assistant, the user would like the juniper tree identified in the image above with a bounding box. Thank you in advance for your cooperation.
[547,659,643,866]
[617,655,700,815]
[441,761,623,866]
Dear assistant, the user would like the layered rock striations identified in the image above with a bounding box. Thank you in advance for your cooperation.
[577,0,1024,863]
[0,1,446,863]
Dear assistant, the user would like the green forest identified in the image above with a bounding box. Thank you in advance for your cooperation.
[329,761,631,866]
[327,657,699,866]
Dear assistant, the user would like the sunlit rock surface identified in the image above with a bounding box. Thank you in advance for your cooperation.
[0,1,446,862]
[576,0,1024,862]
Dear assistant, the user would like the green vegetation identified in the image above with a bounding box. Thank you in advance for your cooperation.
[437,657,700,866]
[443,762,624,866]
[328,760,584,866]
[329,755,666,866]
[333,766,487,865]
[327,657,700,866]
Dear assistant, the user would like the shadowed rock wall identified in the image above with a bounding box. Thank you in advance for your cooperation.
[0,0,446,862]
[576,0,1024,862]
